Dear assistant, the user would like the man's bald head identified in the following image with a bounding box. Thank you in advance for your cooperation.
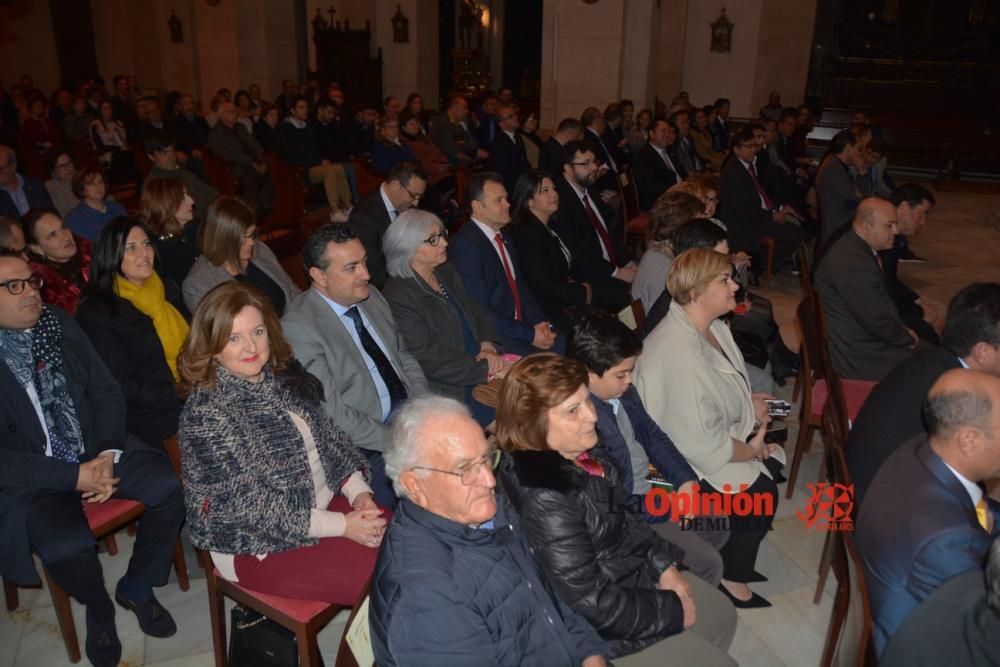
[925,369,1000,481]
[852,197,898,251]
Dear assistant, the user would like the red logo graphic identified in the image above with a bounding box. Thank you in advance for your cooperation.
[797,483,854,531]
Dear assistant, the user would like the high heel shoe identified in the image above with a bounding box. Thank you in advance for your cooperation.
[717,583,772,608]
[746,570,769,583]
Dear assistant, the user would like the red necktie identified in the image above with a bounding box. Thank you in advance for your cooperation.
[495,233,523,321]
[575,452,605,477]
[746,162,775,211]
[581,193,619,266]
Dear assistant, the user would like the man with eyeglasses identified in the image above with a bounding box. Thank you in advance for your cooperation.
[0,251,185,667]
[0,145,54,220]
[487,104,530,194]
[371,395,611,666]
[348,161,428,289]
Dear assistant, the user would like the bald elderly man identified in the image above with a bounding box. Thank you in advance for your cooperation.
[815,197,925,381]
[856,369,1000,656]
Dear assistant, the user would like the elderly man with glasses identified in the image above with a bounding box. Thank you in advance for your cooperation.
[370,395,611,667]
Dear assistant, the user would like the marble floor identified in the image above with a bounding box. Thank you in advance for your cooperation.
[2,184,998,666]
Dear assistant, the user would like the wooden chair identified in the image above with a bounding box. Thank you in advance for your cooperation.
[629,299,647,332]
[759,236,775,288]
[200,147,239,197]
[351,158,383,200]
[791,245,814,404]
[3,498,190,663]
[619,166,649,255]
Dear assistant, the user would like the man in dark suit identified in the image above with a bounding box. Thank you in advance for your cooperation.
[347,161,427,289]
[173,94,210,154]
[0,252,185,667]
[552,141,634,312]
[856,369,1000,656]
[449,172,558,356]
[632,117,683,212]
[487,104,530,195]
[816,129,862,246]
[473,94,500,147]
[717,128,802,273]
[600,103,628,169]
[670,110,702,175]
[0,145,54,219]
[884,184,938,343]
[539,117,583,178]
[282,225,429,508]
[581,106,620,193]
[815,197,920,381]
[711,98,731,151]
[429,96,487,166]
[847,282,1000,503]
[342,101,378,157]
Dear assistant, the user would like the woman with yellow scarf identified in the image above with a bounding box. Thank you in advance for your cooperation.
[77,217,189,449]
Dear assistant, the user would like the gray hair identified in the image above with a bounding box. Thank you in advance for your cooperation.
[924,389,994,440]
[384,395,471,498]
[382,209,444,279]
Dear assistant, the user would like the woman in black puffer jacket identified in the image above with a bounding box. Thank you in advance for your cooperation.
[495,353,738,665]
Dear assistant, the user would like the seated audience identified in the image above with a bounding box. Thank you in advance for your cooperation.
[815,129,862,246]
[567,314,728,585]
[671,110,702,175]
[717,128,802,276]
[370,395,610,666]
[252,103,280,151]
[342,101,378,157]
[371,115,418,175]
[815,197,920,381]
[759,91,783,122]
[539,117,584,178]
[314,98,349,162]
[635,248,783,608]
[283,223,429,509]
[64,166,126,241]
[858,137,893,199]
[496,353,737,664]
[0,215,26,257]
[62,96,95,143]
[178,282,386,602]
[710,98,731,151]
[881,536,1000,667]
[76,218,186,448]
[172,94,210,155]
[848,282,1000,504]
[553,141,634,311]
[632,191,704,312]
[276,95,353,222]
[44,151,78,217]
[383,95,401,117]
[625,108,652,158]
[382,210,508,426]
[429,96,486,165]
[143,135,220,222]
[21,94,60,159]
[690,106,725,170]
[0,250,184,667]
[857,369,1000,656]
[403,92,430,129]
[473,94,499,147]
[142,178,198,290]
[487,104,531,195]
[232,90,254,131]
[182,196,300,315]
[89,100,131,170]
[450,171,558,355]
[23,208,91,314]
[399,111,453,193]
[883,183,937,343]
[633,117,685,212]
[348,161,427,289]
[0,145,54,219]
[208,101,275,213]
[601,103,628,166]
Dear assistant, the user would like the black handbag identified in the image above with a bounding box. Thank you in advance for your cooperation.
[229,604,323,667]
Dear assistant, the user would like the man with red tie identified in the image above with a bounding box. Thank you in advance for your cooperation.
[450,171,561,355]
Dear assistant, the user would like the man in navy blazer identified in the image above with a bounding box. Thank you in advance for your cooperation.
[0,145,54,219]
[486,104,530,195]
[450,172,559,356]
[856,369,1000,656]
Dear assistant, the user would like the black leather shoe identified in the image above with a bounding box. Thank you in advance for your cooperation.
[115,590,177,638]
[85,620,122,667]
[717,583,772,608]
[747,570,769,583]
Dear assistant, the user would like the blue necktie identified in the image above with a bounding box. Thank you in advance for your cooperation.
[345,306,408,412]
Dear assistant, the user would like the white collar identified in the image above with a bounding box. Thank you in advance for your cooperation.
[942,461,982,506]
[471,217,501,241]
[379,183,397,218]
[286,116,307,129]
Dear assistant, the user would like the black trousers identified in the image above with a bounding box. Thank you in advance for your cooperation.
[699,459,780,583]
[25,447,185,622]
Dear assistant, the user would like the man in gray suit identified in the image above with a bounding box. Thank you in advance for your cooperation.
[283,224,429,507]
[815,197,921,382]
[816,129,862,247]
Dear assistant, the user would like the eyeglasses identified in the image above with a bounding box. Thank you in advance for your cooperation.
[569,159,597,167]
[410,449,501,485]
[403,183,424,201]
[0,274,44,295]
[423,229,448,247]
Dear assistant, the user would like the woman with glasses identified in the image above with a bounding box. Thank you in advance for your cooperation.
[22,207,91,315]
[76,218,186,449]
[44,151,78,217]
[382,209,508,426]
[495,353,738,664]
[182,196,300,315]
[177,281,386,603]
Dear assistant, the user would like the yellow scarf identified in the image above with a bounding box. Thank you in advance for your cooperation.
[114,272,189,380]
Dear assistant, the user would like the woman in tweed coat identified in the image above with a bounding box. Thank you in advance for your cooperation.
[177,282,387,603]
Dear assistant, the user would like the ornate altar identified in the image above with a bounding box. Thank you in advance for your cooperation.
[448,0,493,96]
[312,9,383,105]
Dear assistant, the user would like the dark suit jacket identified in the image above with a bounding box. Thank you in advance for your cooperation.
[487,132,530,195]
[449,221,546,352]
[0,309,128,584]
[174,114,210,153]
[879,569,1000,667]
[585,128,617,174]
[207,122,265,177]
[814,229,915,381]
[347,188,393,289]
[847,346,962,504]
[552,175,630,281]
[0,175,54,219]
[539,137,564,178]
[717,155,772,254]
[429,116,478,165]
[856,435,998,655]
[632,143,680,212]
[600,127,627,169]
[342,117,375,157]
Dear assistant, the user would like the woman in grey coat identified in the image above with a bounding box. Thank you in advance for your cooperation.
[381,210,508,426]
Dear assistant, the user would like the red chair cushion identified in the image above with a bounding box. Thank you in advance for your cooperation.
[810,379,877,423]
[83,498,143,529]
[627,213,650,234]
[216,570,332,623]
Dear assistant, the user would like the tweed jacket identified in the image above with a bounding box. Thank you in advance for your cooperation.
[182,241,301,313]
[179,362,369,555]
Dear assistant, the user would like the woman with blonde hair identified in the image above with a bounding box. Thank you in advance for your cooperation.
[142,178,197,288]
[631,191,704,313]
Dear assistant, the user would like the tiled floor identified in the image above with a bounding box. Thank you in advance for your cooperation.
[2,184,998,666]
